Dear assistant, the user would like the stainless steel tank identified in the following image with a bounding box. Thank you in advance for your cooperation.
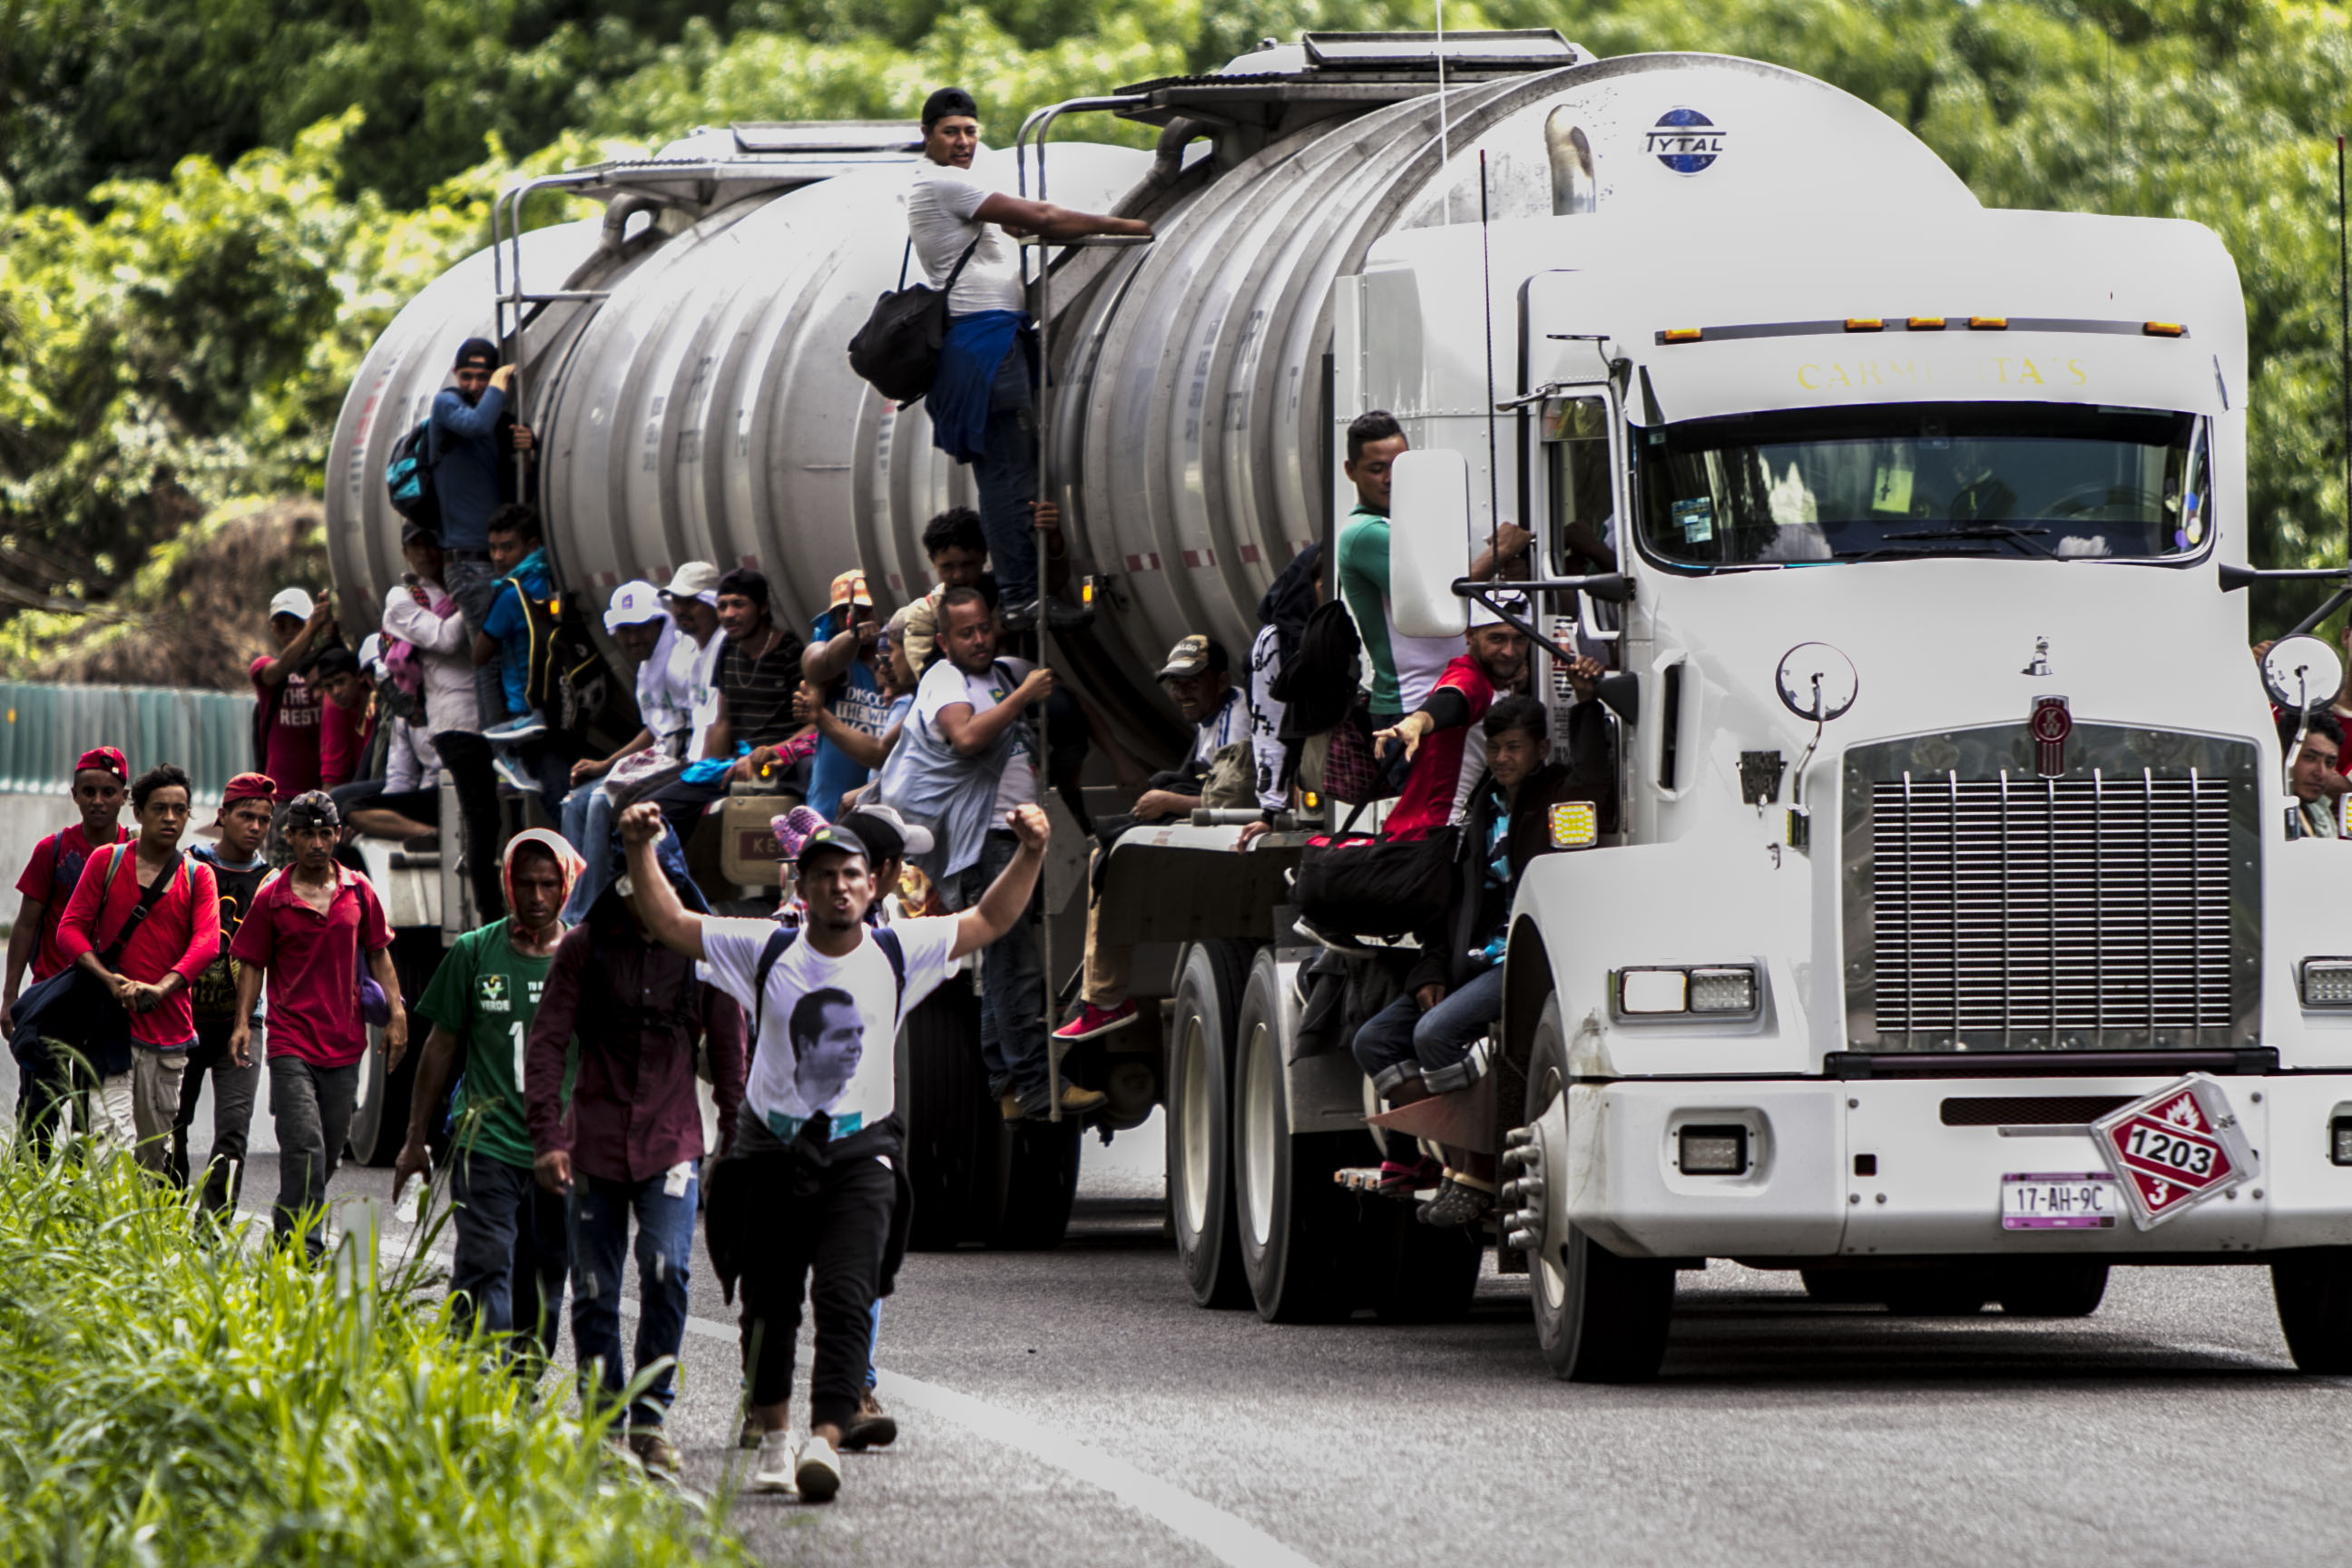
[327,42,1963,746]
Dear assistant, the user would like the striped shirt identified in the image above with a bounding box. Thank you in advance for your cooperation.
[720,624,806,750]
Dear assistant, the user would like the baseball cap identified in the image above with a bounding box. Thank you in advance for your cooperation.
[795,823,870,867]
[1158,633,1227,681]
[661,562,723,603]
[604,580,667,632]
[399,517,439,546]
[828,569,874,611]
[453,337,498,371]
[840,802,934,860]
[268,587,315,623]
[358,632,384,671]
[1469,590,1530,629]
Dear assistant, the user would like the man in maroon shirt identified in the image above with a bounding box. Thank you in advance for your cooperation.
[5,745,129,1136]
[251,587,336,801]
[230,791,407,1259]
[526,833,746,1475]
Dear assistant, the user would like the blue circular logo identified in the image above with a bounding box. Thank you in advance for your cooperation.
[1647,108,1726,175]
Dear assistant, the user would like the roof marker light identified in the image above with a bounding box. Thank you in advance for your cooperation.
[1906,316,1946,330]
[1659,328,1703,344]
[2143,321,2188,338]
[1968,316,2008,330]
[1844,318,1884,332]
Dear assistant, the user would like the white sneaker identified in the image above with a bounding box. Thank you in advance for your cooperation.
[795,1432,842,1503]
[750,1428,799,1495]
[490,754,543,794]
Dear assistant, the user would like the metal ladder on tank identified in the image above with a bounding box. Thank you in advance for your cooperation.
[1012,98,1154,1122]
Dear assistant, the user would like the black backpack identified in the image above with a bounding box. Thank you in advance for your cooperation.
[1273,597,1364,740]
[385,417,441,529]
[848,238,979,405]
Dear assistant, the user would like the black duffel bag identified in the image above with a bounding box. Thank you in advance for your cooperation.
[847,237,979,405]
[1295,820,1458,939]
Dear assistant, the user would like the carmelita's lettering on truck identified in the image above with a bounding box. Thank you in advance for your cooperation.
[1795,357,2092,391]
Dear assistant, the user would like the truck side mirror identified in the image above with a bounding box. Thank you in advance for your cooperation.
[1387,448,1473,639]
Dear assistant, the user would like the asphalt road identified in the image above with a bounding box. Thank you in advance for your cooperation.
[204,1112,2352,1568]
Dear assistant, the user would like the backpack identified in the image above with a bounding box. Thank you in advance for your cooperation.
[385,418,441,529]
[847,238,979,405]
[750,924,908,1044]
[1273,598,1364,740]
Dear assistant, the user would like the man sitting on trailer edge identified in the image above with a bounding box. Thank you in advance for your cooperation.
[910,85,1150,632]
[2285,709,2345,840]
[1354,693,1602,1225]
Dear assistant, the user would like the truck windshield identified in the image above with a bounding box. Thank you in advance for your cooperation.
[1634,402,2208,568]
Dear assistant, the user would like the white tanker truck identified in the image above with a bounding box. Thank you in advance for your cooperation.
[328,33,2352,1380]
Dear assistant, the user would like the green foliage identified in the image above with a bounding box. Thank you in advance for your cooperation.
[0,1145,749,1565]
[1,0,2350,632]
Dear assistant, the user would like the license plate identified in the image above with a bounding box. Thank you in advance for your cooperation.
[2001,1171,2121,1230]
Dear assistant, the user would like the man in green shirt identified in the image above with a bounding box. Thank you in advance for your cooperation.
[394,829,583,1365]
[1335,409,1533,722]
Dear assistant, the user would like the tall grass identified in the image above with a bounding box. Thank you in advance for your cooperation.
[0,1142,750,1566]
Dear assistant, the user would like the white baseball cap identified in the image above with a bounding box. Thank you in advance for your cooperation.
[604,580,667,632]
[660,562,723,603]
[358,632,385,671]
[268,587,315,622]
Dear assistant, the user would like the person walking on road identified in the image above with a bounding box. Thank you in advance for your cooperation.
[5,745,131,1138]
[54,764,222,1169]
[394,829,582,1367]
[230,792,407,1259]
[525,828,747,1474]
[910,86,1148,631]
[171,772,276,1214]
[615,800,1051,1502]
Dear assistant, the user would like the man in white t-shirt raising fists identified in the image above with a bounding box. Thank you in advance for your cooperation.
[909,84,1151,632]
[614,799,1051,1504]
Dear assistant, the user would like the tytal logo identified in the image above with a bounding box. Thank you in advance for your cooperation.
[1646,108,1726,174]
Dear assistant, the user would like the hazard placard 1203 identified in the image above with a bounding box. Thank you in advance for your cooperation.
[2089,1074,2260,1230]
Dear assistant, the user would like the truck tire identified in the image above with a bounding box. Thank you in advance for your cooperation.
[1168,940,1253,1308]
[903,975,992,1250]
[983,1116,1083,1250]
[1234,948,1357,1322]
[1995,1260,2109,1318]
[347,930,443,1167]
[1524,996,1674,1382]
[2273,1249,2352,1372]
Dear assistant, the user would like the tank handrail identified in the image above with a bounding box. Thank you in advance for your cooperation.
[1014,95,1147,201]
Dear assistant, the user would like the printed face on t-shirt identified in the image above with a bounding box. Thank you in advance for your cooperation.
[789,991,864,1111]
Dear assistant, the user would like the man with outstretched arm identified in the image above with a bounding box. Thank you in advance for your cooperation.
[615,797,1050,1504]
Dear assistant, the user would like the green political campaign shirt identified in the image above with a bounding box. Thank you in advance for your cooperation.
[415,917,563,1171]
[1337,502,1403,714]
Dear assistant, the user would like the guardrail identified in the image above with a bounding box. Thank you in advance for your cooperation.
[0,681,255,799]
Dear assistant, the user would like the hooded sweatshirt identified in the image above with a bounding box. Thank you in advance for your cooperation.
[480,546,558,719]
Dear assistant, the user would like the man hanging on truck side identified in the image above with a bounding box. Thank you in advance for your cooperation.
[432,339,538,730]
[909,85,1150,632]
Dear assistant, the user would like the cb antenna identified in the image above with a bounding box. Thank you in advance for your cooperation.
[1480,149,1501,541]
[1434,0,1449,202]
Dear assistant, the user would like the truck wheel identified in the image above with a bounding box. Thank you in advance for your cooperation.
[1995,1260,2109,1318]
[983,1115,1083,1250]
[1524,997,1673,1382]
[1168,941,1253,1308]
[2273,1249,2352,1372]
[347,930,442,1167]
[903,975,992,1250]
[1234,948,1357,1322]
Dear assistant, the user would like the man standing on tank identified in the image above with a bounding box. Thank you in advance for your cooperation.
[431,338,536,729]
[909,86,1150,632]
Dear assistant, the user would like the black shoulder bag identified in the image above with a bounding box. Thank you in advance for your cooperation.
[847,236,981,406]
[9,848,185,1076]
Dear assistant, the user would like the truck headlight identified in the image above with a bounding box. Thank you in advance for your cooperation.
[1677,1124,1749,1175]
[2301,958,2352,1008]
[1612,964,1763,1022]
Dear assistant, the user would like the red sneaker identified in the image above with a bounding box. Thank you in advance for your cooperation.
[1054,999,1138,1043]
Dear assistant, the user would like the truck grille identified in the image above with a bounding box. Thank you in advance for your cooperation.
[1870,769,2235,1044]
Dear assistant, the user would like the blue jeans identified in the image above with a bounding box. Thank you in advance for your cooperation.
[569,1169,697,1428]
[974,349,1039,608]
[955,829,1048,1108]
[1350,966,1507,1161]
[449,1149,569,1364]
[560,783,616,923]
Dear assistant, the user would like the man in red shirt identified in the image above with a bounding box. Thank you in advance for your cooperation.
[230,791,407,1258]
[1374,609,1533,839]
[251,587,337,801]
[55,763,222,1170]
[5,745,129,1136]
